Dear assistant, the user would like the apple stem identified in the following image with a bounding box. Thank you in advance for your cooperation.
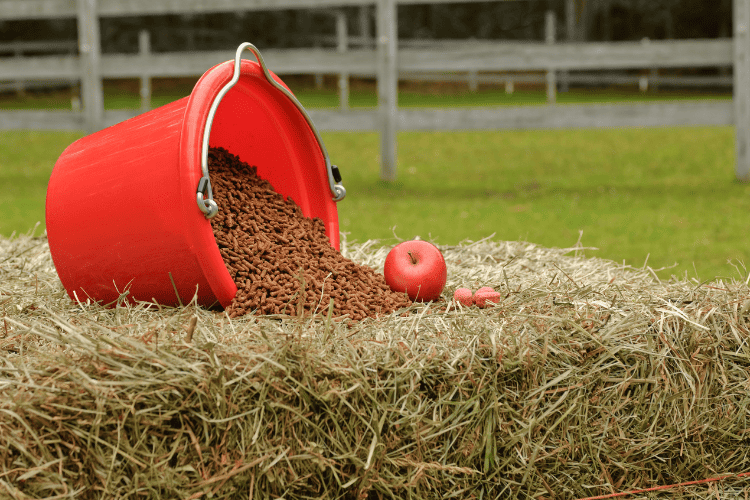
[407,250,417,264]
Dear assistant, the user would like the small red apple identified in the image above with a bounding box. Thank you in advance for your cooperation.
[474,287,501,308]
[384,240,447,302]
[453,287,473,306]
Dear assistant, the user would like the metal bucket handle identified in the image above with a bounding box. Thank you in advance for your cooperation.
[196,42,346,219]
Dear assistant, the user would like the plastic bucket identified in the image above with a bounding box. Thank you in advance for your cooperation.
[46,43,345,309]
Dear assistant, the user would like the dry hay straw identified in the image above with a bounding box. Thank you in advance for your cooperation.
[1,231,750,500]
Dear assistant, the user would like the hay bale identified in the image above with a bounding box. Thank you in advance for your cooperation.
[1,233,749,499]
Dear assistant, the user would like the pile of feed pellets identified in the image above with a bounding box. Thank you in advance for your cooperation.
[208,147,413,321]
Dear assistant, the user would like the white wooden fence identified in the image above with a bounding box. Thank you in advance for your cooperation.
[1,0,749,182]
[0,40,77,93]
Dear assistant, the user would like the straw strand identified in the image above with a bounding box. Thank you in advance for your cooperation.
[576,472,750,500]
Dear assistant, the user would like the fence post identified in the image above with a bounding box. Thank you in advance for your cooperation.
[139,30,152,113]
[314,41,324,90]
[359,5,372,48]
[468,70,478,92]
[336,10,350,110]
[560,0,575,92]
[77,0,103,133]
[735,0,750,181]
[13,48,25,96]
[377,0,398,181]
[545,11,557,104]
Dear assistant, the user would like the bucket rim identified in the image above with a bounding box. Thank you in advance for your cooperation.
[196,43,345,221]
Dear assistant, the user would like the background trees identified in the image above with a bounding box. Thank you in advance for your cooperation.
[0,1,734,54]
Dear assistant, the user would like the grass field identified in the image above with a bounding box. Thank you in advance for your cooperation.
[328,127,748,283]
[0,81,746,282]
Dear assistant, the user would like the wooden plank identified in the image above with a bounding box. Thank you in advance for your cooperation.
[559,0,575,92]
[138,30,151,112]
[0,40,77,52]
[0,109,143,131]
[0,110,83,130]
[96,0,370,16]
[377,0,398,181]
[309,101,733,131]
[0,50,372,79]
[397,101,733,131]
[735,0,750,181]
[545,10,556,104]
[103,49,378,76]
[0,39,733,80]
[102,109,139,127]
[12,47,25,96]
[0,0,507,19]
[0,102,731,133]
[99,51,233,77]
[0,80,76,92]
[336,10,350,110]
[0,0,353,19]
[0,0,76,20]
[308,109,378,131]
[397,39,734,71]
[397,71,735,87]
[0,54,80,79]
[359,5,372,48]
[77,0,103,133]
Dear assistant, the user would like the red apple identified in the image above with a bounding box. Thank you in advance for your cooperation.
[384,240,447,302]
[475,287,501,308]
[453,287,473,306]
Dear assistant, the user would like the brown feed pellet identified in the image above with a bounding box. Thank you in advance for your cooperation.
[208,147,413,321]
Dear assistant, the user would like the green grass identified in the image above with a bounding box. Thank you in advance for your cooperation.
[0,130,82,238]
[0,83,745,282]
[326,127,748,283]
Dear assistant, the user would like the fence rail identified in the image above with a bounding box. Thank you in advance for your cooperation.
[1,100,732,132]
[0,0,748,181]
[399,71,734,89]
[0,0,488,19]
[2,39,734,79]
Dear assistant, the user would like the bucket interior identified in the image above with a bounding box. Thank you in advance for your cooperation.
[179,59,340,308]
[210,60,337,243]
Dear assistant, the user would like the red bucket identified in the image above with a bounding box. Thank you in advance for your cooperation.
[46,43,345,309]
